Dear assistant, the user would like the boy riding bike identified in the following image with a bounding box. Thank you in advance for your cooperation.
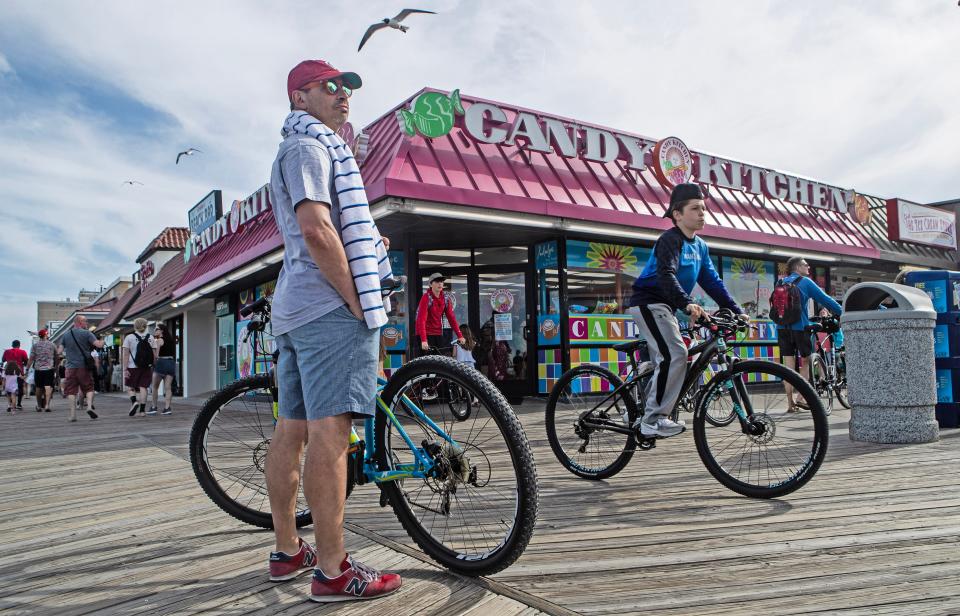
[627,183,747,438]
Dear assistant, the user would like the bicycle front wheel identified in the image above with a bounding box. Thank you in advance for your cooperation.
[693,360,828,498]
[375,356,538,576]
[189,375,313,529]
[545,364,638,479]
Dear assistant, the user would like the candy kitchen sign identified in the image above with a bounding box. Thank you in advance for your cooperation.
[886,198,957,250]
[184,185,272,262]
[399,90,853,212]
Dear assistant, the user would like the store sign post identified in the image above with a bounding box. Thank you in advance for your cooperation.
[398,90,855,213]
[886,198,957,250]
[188,190,223,236]
[185,185,272,263]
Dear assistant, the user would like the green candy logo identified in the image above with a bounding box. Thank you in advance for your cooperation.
[399,89,464,138]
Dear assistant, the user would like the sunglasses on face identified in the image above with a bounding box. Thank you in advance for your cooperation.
[301,80,352,98]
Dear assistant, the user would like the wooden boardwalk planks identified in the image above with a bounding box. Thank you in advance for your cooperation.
[0,393,958,614]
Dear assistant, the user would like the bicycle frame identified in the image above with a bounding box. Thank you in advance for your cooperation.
[579,324,757,438]
[250,315,458,487]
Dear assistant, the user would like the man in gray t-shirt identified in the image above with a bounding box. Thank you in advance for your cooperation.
[262,59,399,600]
[60,315,104,420]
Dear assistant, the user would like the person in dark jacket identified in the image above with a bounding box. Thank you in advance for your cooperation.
[627,183,746,437]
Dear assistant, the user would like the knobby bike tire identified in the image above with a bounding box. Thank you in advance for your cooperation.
[545,364,639,480]
[190,374,355,529]
[693,360,828,499]
[810,354,834,414]
[835,353,850,409]
[375,356,538,576]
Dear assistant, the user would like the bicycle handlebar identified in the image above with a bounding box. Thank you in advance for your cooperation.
[240,297,270,318]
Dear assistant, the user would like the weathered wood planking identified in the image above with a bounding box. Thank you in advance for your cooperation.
[1,392,959,615]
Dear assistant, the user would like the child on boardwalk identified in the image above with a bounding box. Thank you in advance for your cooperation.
[451,325,477,369]
[4,361,21,414]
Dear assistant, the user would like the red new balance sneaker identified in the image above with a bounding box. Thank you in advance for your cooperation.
[268,538,317,582]
[310,554,402,603]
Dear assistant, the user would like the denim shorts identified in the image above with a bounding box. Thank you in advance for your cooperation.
[154,357,177,377]
[276,305,379,421]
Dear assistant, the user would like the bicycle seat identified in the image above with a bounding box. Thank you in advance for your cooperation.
[612,339,646,354]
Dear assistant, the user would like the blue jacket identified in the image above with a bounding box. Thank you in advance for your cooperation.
[629,227,742,313]
[776,273,842,331]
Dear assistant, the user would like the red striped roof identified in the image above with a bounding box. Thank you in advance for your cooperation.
[95,285,142,333]
[137,227,191,263]
[172,206,281,298]
[127,250,190,316]
[360,89,884,259]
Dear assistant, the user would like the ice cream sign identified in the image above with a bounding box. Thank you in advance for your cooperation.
[886,198,957,250]
[397,89,857,213]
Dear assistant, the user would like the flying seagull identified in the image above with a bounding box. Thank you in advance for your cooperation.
[358,9,436,51]
[176,148,203,164]
[121,180,144,186]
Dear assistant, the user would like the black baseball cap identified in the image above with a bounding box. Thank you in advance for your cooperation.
[663,183,704,218]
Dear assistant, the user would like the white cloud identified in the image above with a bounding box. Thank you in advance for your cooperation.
[0,0,958,346]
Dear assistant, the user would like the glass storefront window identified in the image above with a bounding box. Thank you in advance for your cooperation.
[418,249,471,268]
[722,257,775,319]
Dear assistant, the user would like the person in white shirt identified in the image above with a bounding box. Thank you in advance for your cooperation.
[122,318,154,417]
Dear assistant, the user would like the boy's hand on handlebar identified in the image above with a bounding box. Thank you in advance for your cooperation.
[457,337,466,346]
[686,303,707,323]
[421,341,429,351]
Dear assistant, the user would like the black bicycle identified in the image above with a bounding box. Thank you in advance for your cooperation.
[189,280,539,576]
[545,309,829,498]
[807,315,849,414]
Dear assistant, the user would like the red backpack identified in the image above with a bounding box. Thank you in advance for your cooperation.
[770,276,803,326]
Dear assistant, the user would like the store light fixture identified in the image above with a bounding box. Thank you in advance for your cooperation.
[393,201,555,229]
[562,222,661,243]
[703,239,767,255]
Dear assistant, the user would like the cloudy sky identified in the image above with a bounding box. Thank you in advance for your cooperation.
[0,0,957,349]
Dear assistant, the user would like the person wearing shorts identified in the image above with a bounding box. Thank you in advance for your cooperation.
[28,329,58,412]
[262,58,400,603]
[775,256,842,413]
[149,323,177,416]
[122,318,154,417]
[60,315,103,421]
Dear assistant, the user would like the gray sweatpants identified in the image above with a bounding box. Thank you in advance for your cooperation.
[628,304,687,423]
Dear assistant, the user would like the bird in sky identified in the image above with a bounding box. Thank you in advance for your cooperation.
[358,9,436,51]
[121,180,143,186]
[176,148,203,164]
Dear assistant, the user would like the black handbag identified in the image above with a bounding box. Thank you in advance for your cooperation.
[70,330,97,372]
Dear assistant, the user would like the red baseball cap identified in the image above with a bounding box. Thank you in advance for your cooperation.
[38,329,48,338]
[287,60,362,102]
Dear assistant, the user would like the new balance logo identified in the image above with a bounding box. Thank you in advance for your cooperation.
[302,551,316,567]
[344,577,368,596]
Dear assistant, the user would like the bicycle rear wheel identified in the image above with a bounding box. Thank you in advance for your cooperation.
[693,360,828,498]
[545,364,638,479]
[375,356,538,576]
[809,354,834,415]
[835,351,850,409]
[189,375,313,529]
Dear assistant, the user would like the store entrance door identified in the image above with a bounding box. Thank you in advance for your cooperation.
[476,269,532,401]
[417,266,533,402]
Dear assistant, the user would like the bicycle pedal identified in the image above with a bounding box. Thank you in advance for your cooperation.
[379,491,390,508]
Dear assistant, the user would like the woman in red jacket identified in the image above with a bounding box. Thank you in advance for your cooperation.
[415,273,466,354]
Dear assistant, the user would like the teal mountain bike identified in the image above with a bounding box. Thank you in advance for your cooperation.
[189,282,539,576]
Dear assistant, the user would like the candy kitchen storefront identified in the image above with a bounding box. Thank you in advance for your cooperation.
[358,88,958,399]
[166,89,957,400]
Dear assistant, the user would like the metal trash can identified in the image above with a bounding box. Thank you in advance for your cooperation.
[841,282,939,443]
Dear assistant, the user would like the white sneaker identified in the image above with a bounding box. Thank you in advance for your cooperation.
[638,417,686,438]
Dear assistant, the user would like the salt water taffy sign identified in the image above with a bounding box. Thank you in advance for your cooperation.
[399,90,465,138]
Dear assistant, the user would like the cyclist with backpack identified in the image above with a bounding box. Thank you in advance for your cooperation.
[415,273,465,354]
[769,256,842,413]
[627,183,747,438]
[122,318,155,417]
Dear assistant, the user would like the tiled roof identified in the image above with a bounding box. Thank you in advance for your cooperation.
[82,297,118,313]
[137,227,191,263]
[127,249,190,316]
[172,207,281,298]
[95,286,142,333]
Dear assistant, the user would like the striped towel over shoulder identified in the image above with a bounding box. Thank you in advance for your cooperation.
[281,111,392,329]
